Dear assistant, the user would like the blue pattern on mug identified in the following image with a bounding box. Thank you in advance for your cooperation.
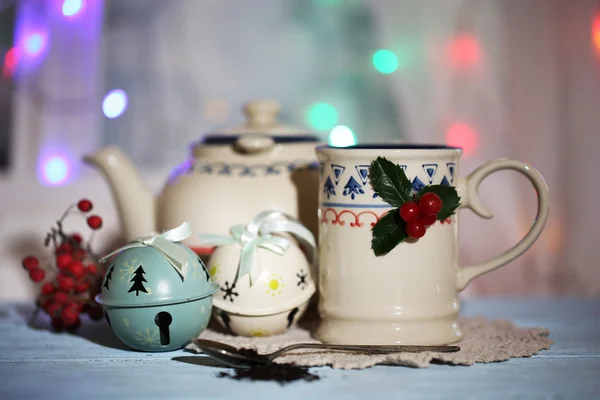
[321,161,456,201]
[331,164,345,185]
[323,176,336,199]
[447,162,456,183]
[355,165,370,185]
[412,176,426,192]
[422,163,438,184]
[342,176,365,200]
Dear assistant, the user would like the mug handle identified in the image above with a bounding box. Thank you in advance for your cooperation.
[455,158,550,291]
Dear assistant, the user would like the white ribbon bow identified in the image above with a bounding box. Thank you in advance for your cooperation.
[100,222,193,280]
[198,211,316,286]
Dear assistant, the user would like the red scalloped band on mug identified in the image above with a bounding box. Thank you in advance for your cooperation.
[321,208,384,228]
[320,207,453,228]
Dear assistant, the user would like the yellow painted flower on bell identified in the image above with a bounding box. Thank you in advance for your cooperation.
[250,328,268,337]
[208,263,220,279]
[264,274,284,297]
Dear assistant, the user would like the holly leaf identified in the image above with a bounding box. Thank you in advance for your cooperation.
[417,185,461,220]
[371,209,408,256]
[369,157,412,207]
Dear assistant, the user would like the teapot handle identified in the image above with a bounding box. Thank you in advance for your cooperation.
[234,134,275,154]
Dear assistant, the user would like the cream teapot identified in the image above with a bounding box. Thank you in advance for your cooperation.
[84,100,321,255]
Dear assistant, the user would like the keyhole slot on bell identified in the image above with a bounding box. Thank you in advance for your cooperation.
[154,312,172,346]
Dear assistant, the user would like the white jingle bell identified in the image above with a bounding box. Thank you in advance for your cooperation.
[198,211,317,337]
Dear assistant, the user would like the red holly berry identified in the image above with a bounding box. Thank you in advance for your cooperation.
[39,299,52,313]
[74,281,90,293]
[77,199,93,212]
[22,256,39,271]
[418,192,443,216]
[65,301,83,312]
[56,253,72,270]
[398,201,420,222]
[56,242,72,254]
[69,261,85,278]
[29,268,45,282]
[62,307,80,327]
[73,248,86,260]
[46,303,62,318]
[41,282,56,295]
[86,215,102,230]
[419,213,437,226]
[406,221,427,239]
[71,233,83,244]
[53,291,68,304]
[57,275,75,291]
[86,263,98,275]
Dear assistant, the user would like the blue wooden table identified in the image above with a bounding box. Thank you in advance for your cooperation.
[0,298,598,399]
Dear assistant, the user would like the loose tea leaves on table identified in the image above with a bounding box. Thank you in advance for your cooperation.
[216,363,321,385]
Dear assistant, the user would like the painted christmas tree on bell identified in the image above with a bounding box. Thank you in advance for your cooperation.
[128,266,148,295]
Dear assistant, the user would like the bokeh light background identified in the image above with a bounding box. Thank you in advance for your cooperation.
[0,0,599,299]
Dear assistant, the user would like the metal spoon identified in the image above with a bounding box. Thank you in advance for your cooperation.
[192,338,460,368]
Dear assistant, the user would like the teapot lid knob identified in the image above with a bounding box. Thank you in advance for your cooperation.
[243,100,281,127]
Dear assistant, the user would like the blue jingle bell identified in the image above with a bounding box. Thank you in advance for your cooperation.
[96,222,218,352]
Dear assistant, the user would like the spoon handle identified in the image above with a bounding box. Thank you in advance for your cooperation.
[270,343,460,360]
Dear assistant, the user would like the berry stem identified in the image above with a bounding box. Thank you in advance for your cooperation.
[58,204,76,224]
[47,227,58,251]
[47,205,77,251]
[85,230,99,260]
[55,221,70,245]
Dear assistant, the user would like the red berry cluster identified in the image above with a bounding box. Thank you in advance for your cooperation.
[21,199,106,332]
[398,192,443,239]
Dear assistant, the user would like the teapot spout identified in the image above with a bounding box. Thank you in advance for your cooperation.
[83,146,156,242]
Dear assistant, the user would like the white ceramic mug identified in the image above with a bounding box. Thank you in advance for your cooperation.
[315,145,549,345]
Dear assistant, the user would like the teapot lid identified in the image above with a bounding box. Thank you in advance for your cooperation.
[199,99,318,145]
